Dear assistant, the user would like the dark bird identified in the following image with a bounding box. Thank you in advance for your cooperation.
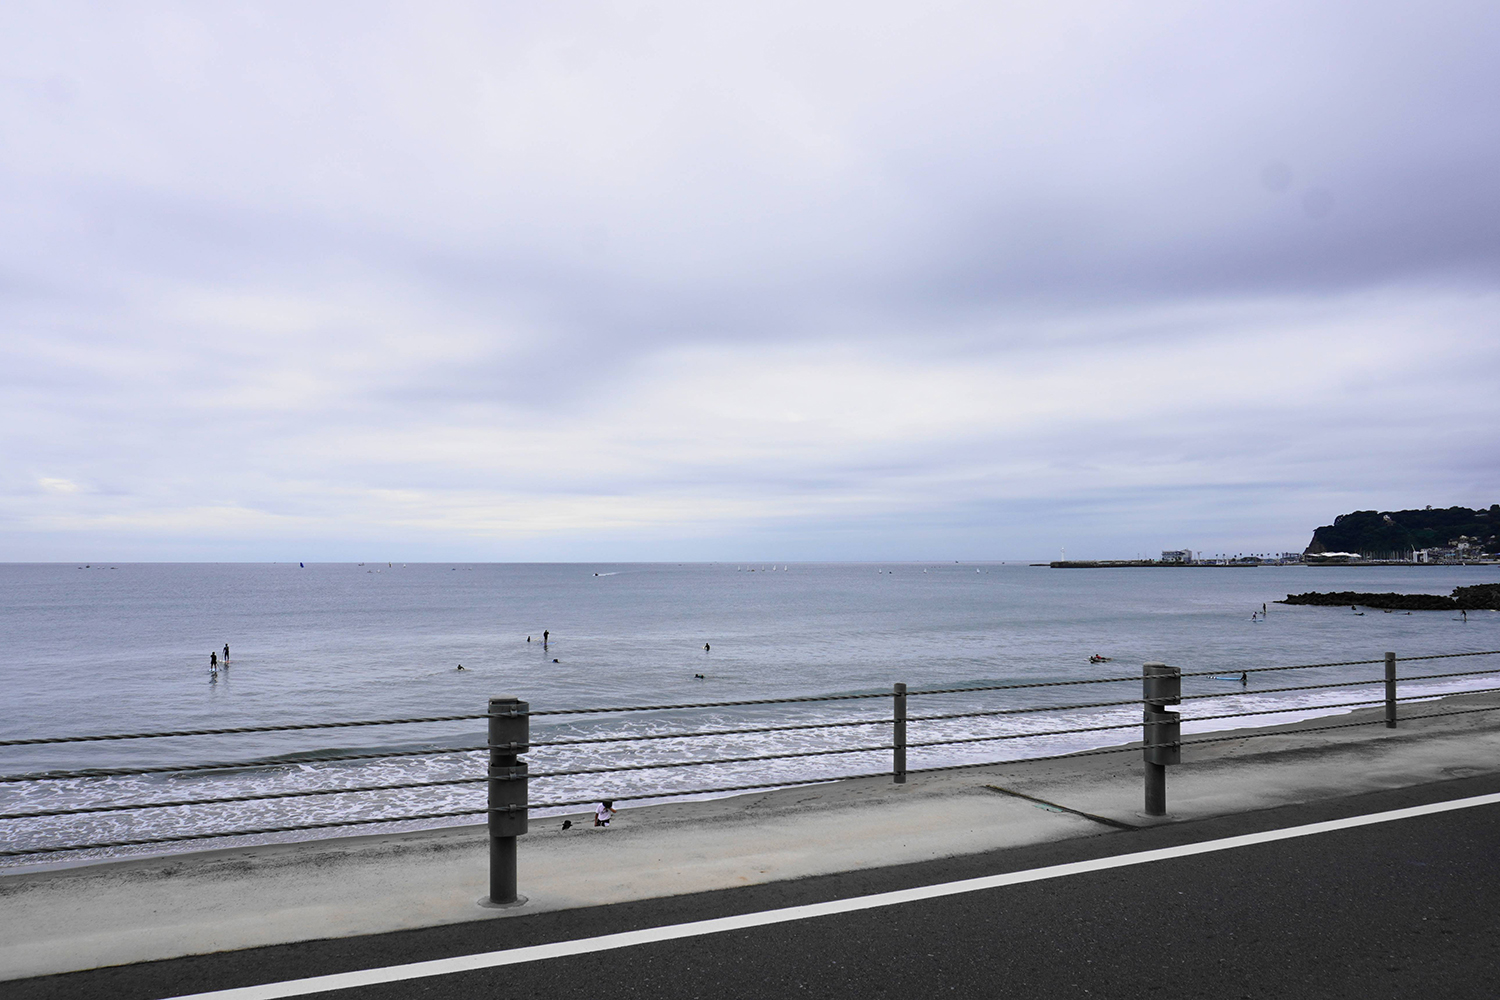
[561,820,572,831]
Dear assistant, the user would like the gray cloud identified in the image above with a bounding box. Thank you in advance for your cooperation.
[1,1,1497,560]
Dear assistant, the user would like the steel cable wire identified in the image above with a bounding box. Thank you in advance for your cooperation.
[10,703,1500,858]
[526,770,894,810]
[10,649,1495,749]
[1393,649,1500,662]
[0,744,491,784]
[1174,648,1500,678]
[0,775,491,821]
[0,715,492,748]
[12,648,1498,750]
[14,687,1497,821]
[525,691,893,716]
[1397,668,1500,682]
[0,808,490,857]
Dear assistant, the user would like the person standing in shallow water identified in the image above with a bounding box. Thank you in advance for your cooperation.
[210,651,217,673]
[543,630,549,646]
[223,643,229,667]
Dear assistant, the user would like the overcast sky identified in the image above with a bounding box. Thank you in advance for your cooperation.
[2,1,1497,562]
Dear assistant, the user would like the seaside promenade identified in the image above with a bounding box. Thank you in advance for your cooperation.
[6,689,1500,995]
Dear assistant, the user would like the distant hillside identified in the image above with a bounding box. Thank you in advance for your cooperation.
[1306,506,1500,557]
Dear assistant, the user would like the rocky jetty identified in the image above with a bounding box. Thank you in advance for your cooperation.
[1279,583,1500,611]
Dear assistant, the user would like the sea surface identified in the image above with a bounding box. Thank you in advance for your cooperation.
[2,561,1497,867]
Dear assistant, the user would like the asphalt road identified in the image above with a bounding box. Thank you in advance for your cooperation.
[13,773,1500,1000]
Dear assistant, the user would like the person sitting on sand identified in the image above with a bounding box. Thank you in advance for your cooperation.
[594,800,615,827]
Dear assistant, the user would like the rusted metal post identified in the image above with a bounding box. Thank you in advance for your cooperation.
[483,695,529,907]
[893,682,907,783]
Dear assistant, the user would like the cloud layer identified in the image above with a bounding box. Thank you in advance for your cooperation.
[2,1,1497,560]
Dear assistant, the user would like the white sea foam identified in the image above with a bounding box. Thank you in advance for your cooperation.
[2,563,1496,866]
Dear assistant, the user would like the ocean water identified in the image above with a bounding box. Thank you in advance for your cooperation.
[2,561,1497,867]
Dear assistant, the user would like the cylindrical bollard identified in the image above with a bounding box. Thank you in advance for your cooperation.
[1385,652,1397,729]
[1143,662,1181,817]
[1144,760,1166,817]
[483,696,529,907]
[893,682,907,784]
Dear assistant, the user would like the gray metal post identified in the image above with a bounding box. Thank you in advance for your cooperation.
[1144,760,1166,817]
[1385,652,1397,728]
[483,695,529,907]
[1143,662,1181,817]
[893,682,907,784]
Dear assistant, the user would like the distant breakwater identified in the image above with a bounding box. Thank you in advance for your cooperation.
[1279,583,1500,611]
[1046,560,1258,568]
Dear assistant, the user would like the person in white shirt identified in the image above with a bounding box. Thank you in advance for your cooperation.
[594,800,616,827]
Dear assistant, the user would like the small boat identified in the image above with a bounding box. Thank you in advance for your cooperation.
[1089,654,1112,664]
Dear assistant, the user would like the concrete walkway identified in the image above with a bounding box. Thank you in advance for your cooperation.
[5,691,1500,982]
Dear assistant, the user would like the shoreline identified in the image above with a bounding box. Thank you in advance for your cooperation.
[7,674,1500,878]
[5,686,1500,980]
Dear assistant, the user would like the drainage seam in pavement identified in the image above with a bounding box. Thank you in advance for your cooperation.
[982,785,1139,830]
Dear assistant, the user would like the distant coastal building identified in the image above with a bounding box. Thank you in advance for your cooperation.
[1160,549,1193,563]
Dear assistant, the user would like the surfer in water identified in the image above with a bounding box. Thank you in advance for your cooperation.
[704,643,710,652]
[210,651,218,673]
[543,629,549,646]
[223,643,230,667]
[1240,672,1248,685]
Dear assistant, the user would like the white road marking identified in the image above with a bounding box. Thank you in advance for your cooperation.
[163,791,1500,999]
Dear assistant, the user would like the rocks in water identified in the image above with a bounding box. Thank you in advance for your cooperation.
[1278,583,1500,611]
